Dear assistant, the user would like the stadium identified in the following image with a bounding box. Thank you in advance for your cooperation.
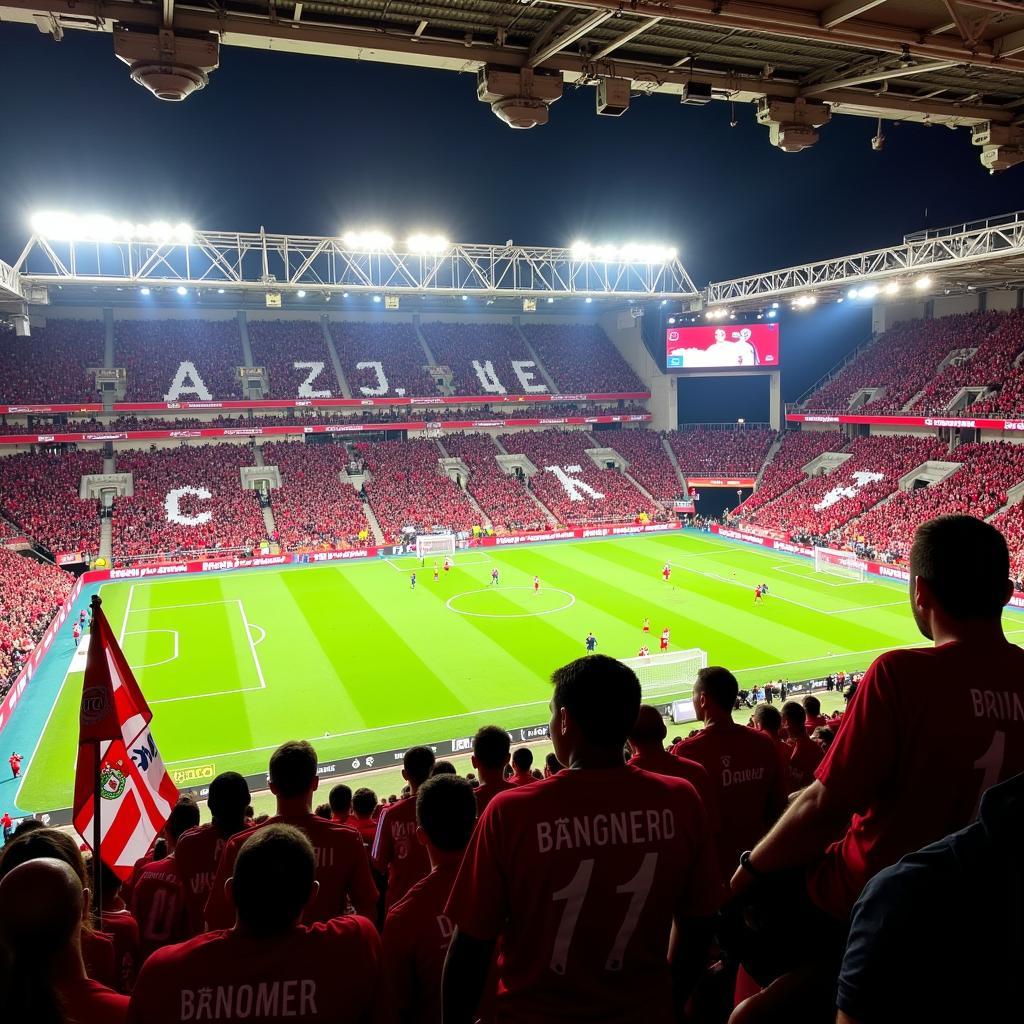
[1,2,1023,1022]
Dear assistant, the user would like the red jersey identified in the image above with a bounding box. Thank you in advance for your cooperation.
[809,640,1024,919]
[60,977,128,1024]
[206,812,378,929]
[806,713,829,732]
[82,928,119,990]
[351,816,379,848]
[131,856,190,961]
[445,765,722,1023]
[100,909,141,993]
[475,778,515,815]
[372,797,431,910]
[627,749,721,834]
[673,721,787,879]
[128,916,383,1024]
[659,637,669,651]
[787,734,824,793]
[383,862,459,1024]
[509,770,534,788]
[174,823,243,936]
[662,566,671,578]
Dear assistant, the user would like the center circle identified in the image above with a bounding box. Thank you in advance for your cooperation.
[446,586,576,618]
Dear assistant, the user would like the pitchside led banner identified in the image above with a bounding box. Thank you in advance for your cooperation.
[666,323,780,371]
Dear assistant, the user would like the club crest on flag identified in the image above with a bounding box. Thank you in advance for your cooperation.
[100,763,127,800]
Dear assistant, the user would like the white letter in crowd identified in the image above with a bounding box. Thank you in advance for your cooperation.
[294,361,332,399]
[163,361,214,402]
[511,360,548,394]
[355,361,389,396]
[544,465,604,503]
[165,486,213,526]
[471,360,508,395]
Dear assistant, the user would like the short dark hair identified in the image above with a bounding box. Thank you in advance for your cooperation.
[753,703,782,734]
[628,704,667,744]
[472,726,511,770]
[416,776,476,852]
[268,741,318,798]
[551,654,641,748]
[695,666,739,712]
[0,828,86,887]
[544,752,562,775]
[431,760,457,777]
[231,824,315,933]
[512,747,534,772]
[781,701,806,729]
[167,798,200,842]
[403,746,436,787]
[352,788,377,817]
[328,784,352,816]
[207,772,250,823]
[802,695,821,717]
[910,515,1010,620]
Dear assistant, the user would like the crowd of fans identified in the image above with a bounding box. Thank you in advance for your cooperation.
[115,319,245,402]
[521,322,646,393]
[247,319,341,399]
[669,426,775,477]
[356,438,478,541]
[0,319,103,405]
[605,429,682,500]
[263,441,370,550]
[111,445,267,560]
[331,322,438,399]
[419,322,543,396]
[498,428,660,524]
[441,432,550,532]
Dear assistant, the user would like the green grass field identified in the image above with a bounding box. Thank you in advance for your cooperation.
[18,530,1007,812]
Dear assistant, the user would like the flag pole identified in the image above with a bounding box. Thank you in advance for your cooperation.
[90,594,103,930]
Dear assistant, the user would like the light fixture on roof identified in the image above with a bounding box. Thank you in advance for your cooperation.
[140,287,150,296]
[343,230,394,250]
[792,294,817,309]
[297,289,306,298]
[407,233,448,254]
[217,287,225,294]
[585,296,593,304]
[30,211,194,244]
[461,294,469,301]
[372,295,382,303]
[914,275,933,290]
[176,286,188,296]
[883,281,900,296]
[570,240,677,263]
[858,283,880,300]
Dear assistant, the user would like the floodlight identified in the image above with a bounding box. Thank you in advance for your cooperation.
[217,288,225,294]
[858,284,879,299]
[407,233,449,254]
[140,287,150,296]
[585,297,593,304]
[848,288,860,299]
[793,294,817,308]
[771,302,779,309]
[547,297,554,304]
[176,286,188,296]
[462,295,469,301]
[372,295,382,303]
[883,281,900,295]
[343,230,394,250]
[297,290,306,298]
[914,275,932,290]
[767,310,777,319]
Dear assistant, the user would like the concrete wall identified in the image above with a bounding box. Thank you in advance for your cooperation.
[598,309,676,431]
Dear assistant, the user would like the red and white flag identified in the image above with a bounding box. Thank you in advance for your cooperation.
[73,600,178,879]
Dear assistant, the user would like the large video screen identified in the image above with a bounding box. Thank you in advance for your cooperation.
[666,323,780,371]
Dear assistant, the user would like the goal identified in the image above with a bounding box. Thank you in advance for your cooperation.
[814,545,867,582]
[620,647,708,703]
[415,533,457,560]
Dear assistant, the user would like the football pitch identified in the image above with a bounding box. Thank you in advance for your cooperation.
[15,530,1015,812]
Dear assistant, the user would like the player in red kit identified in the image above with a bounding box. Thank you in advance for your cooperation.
[471,725,514,815]
[533,575,540,593]
[443,654,722,1024]
[662,563,671,583]
[731,516,1024,1017]
[659,627,670,651]
[372,745,436,911]
[129,825,384,1024]
[383,775,478,1024]
[642,617,650,633]
[174,771,250,935]
[443,556,451,573]
[754,585,763,604]
[205,741,378,929]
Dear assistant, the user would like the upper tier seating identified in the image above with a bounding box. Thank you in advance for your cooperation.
[112,445,266,559]
[498,429,658,524]
[668,427,775,477]
[420,323,548,396]
[330,322,437,400]
[0,319,103,405]
[603,430,681,500]
[247,320,341,400]
[991,501,1024,585]
[355,438,478,541]
[520,324,645,394]
[0,450,102,556]
[115,319,244,401]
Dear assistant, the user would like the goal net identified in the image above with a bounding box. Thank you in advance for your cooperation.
[416,533,457,560]
[814,545,868,582]
[619,647,708,703]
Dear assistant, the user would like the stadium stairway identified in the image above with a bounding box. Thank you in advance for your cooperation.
[260,503,277,541]
[586,432,659,507]
[360,501,385,545]
[321,316,353,399]
[414,320,438,368]
[755,433,784,489]
[514,323,559,392]
[99,516,113,563]
[660,436,689,496]
[238,312,255,367]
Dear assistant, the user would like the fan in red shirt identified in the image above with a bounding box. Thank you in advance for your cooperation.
[751,702,792,780]
[672,667,787,881]
[471,725,515,815]
[781,700,824,793]
[0,857,129,1024]
[8,750,22,778]
[206,741,378,929]
[802,694,829,732]
[351,787,382,849]
[97,860,141,993]
[508,746,535,786]
[174,770,251,935]
[328,783,354,827]
[383,775,477,1024]
[731,516,1024,1017]
[627,703,721,834]
[131,798,201,961]
[443,654,723,1024]
[129,824,384,1024]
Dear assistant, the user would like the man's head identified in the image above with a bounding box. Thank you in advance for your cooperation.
[0,859,87,968]
[802,695,821,719]
[511,747,533,775]
[693,666,739,723]
[752,702,782,737]
[549,654,641,766]
[431,760,457,777]
[229,824,317,935]
[544,753,562,777]
[781,701,807,735]
[166,797,201,847]
[0,827,87,889]
[402,746,436,791]
[208,772,251,827]
[627,704,668,753]
[328,784,352,819]
[352,788,377,820]
[268,740,319,801]
[415,775,476,863]
[909,515,1012,638]
[472,726,511,776]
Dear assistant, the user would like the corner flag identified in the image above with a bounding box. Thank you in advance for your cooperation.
[73,596,179,879]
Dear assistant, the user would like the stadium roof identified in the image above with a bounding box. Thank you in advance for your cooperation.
[2,0,1023,157]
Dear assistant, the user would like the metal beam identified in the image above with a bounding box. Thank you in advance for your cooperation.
[802,60,961,95]
[820,0,888,30]
[161,0,172,29]
[590,17,661,60]
[995,27,1024,59]
[529,10,614,67]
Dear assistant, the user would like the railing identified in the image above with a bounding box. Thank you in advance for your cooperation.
[675,422,771,431]
[904,209,1024,244]
[116,544,257,567]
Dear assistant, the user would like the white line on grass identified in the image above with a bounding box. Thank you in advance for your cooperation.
[124,628,179,669]
[770,564,862,589]
[118,584,136,645]
[237,600,267,690]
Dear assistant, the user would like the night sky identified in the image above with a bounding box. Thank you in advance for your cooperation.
[1,26,1020,421]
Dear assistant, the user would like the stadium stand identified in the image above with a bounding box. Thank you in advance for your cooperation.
[330,322,437,399]
[520,323,645,393]
[355,438,478,541]
[262,441,369,549]
[0,319,103,404]
[989,501,1024,586]
[246,320,340,399]
[420,322,546,395]
[498,429,659,524]
[668,426,775,476]
[115,319,244,401]
[602,429,681,500]
[111,445,266,560]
